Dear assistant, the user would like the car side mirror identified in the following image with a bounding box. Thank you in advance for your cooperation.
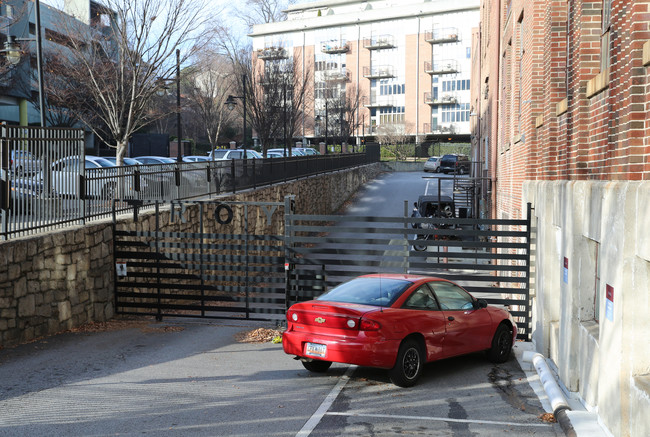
[475,299,488,309]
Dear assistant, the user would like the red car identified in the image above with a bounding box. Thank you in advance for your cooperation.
[283,274,517,387]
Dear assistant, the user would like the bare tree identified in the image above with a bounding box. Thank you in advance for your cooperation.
[235,0,296,31]
[46,0,214,164]
[183,51,237,151]
[228,50,311,154]
[376,122,415,160]
[327,84,363,151]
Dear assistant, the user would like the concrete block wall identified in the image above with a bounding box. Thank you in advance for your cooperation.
[524,180,650,437]
[0,164,382,349]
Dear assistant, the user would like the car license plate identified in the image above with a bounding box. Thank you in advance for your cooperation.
[305,342,327,358]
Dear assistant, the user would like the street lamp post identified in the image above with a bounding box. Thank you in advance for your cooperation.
[157,49,183,161]
[226,74,248,166]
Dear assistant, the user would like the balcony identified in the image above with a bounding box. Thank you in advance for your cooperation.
[363,65,395,79]
[425,28,460,44]
[257,47,289,61]
[323,68,350,82]
[424,92,459,105]
[321,41,350,54]
[363,35,396,50]
[364,96,396,108]
[424,60,460,75]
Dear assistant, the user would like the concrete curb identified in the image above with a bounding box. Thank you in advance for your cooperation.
[523,351,577,437]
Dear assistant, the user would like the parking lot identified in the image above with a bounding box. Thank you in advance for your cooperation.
[0,318,561,436]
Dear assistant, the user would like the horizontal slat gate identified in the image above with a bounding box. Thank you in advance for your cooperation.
[285,203,533,340]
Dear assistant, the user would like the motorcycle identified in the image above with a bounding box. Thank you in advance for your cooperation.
[411,195,455,252]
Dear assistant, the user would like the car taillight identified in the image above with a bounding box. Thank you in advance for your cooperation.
[288,311,298,322]
[360,318,380,331]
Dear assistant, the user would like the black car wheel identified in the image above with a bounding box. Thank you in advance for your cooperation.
[487,324,513,363]
[413,235,427,252]
[435,167,441,173]
[389,339,424,387]
[301,359,332,373]
[458,167,465,175]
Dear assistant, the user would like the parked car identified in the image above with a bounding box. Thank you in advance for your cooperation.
[102,157,142,166]
[439,154,470,175]
[132,156,176,165]
[266,148,304,157]
[208,149,262,160]
[11,150,41,176]
[423,156,441,173]
[294,147,320,155]
[49,155,138,199]
[266,151,284,158]
[283,274,516,387]
[183,155,211,162]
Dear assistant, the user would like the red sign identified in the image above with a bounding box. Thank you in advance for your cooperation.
[606,284,614,302]
[564,257,568,269]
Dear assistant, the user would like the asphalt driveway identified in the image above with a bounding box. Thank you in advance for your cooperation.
[0,317,561,436]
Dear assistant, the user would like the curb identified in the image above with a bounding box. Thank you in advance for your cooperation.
[522,351,577,437]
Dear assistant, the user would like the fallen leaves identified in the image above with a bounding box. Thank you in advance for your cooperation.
[538,412,556,423]
[235,328,284,343]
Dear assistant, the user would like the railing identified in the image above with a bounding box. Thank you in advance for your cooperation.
[363,35,396,50]
[1,145,374,240]
[424,92,459,105]
[424,28,460,44]
[364,95,396,107]
[424,60,460,75]
[323,68,350,82]
[321,41,349,54]
[363,65,395,79]
[256,47,289,60]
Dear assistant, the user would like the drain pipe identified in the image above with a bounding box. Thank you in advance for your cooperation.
[523,352,576,437]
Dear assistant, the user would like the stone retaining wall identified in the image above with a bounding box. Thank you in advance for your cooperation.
[0,164,382,348]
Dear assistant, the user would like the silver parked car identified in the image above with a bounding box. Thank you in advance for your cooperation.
[423,156,441,173]
[208,149,262,160]
[50,155,138,199]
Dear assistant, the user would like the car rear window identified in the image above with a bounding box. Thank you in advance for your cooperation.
[317,278,411,307]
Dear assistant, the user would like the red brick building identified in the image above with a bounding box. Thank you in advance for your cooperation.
[473,1,650,436]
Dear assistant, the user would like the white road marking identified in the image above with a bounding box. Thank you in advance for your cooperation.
[324,412,551,428]
[295,366,356,437]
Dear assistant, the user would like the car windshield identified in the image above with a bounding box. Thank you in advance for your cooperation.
[317,277,411,307]
[91,157,115,167]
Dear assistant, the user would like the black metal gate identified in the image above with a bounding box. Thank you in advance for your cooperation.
[285,202,533,340]
[113,197,533,340]
[113,199,288,321]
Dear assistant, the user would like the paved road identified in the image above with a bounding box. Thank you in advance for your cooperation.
[0,172,561,436]
[344,171,458,217]
[0,318,560,436]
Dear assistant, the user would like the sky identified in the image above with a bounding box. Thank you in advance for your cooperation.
[40,0,320,41]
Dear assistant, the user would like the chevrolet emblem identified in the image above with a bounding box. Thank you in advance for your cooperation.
[315,317,326,324]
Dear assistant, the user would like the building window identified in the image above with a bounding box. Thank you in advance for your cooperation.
[600,0,612,72]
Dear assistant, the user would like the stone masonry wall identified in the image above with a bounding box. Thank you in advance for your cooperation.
[0,164,382,348]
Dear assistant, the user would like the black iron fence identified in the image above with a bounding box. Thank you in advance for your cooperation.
[1,125,373,240]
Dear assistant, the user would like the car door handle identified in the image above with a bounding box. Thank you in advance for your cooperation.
[447,316,455,321]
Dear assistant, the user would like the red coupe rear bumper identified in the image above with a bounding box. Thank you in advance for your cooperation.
[283,330,400,369]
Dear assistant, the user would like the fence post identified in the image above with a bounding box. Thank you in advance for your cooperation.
[284,195,295,312]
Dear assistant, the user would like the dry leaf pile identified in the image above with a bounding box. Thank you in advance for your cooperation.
[235,328,283,343]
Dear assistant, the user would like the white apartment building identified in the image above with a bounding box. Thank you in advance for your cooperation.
[250,0,479,146]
